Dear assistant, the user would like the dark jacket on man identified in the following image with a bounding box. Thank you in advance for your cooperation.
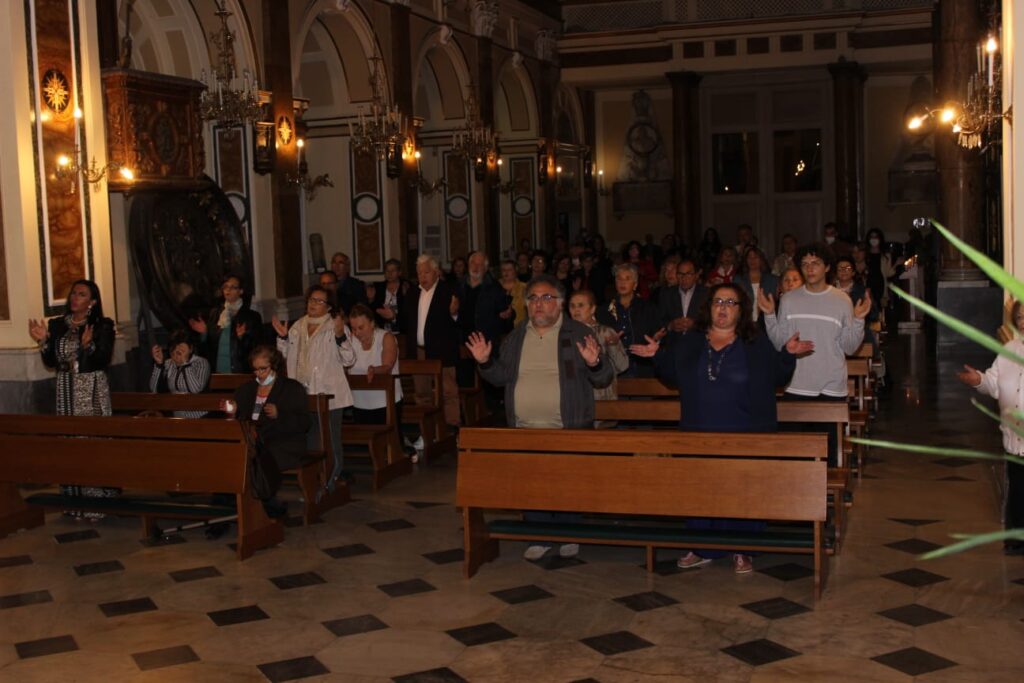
[456,272,514,343]
[478,316,613,428]
[233,376,311,471]
[402,279,461,366]
[653,331,795,432]
[335,276,368,315]
[369,279,409,333]
[657,283,708,327]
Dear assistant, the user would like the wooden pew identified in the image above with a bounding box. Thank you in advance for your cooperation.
[111,391,350,524]
[458,346,489,427]
[457,427,830,599]
[342,374,411,490]
[0,415,282,560]
[594,398,852,550]
[398,358,456,462]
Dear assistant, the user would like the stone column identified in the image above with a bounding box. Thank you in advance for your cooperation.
[581,89,598,236]
[470,2,499,264]
[932,0,999,344]
[828,59,866,242]
[934,0,986,280]
[262,0,302,297]
[390,0,417,268]
[666,70,702,249]
[536,30,559,250]
[97,0,119,68]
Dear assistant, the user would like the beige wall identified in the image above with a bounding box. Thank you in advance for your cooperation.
[863,77,938,244]
[596,88,675,249]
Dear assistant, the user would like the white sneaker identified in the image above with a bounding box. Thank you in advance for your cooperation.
[558,543,580,558]
[523,545,551,561]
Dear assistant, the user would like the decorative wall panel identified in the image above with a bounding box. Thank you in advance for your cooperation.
[350,147,383,274]
[510,158,536,249]
[28,0,90,311]
[444,153,472,261]
[214,126,253,259]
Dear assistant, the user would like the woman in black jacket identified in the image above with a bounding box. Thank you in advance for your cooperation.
[596,263,662,377]
[631,283,812,572]
[232,345,312,477]
[28,279,118,514]
[190,273,263,373]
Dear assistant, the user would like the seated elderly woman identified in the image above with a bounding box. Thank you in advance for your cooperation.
[631,282,813,573]
[231,345,312,514]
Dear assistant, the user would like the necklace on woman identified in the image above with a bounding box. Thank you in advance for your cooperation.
[706,335,735,381]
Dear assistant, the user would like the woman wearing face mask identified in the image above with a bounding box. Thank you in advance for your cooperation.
[150,330,211,418]
[231,346,311,506]
[864,228,895,318]
[28,279,118,516]
[272,285,356,487]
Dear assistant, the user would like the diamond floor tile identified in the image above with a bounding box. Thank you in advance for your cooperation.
[322,614,389,638]
[877,603,953,627]
[872,647,957,676]
[613,591,679,612]
[207,605,270,626]
[257,655,329,682]
[131,645,199,671]
[884,538,944,555]
[580,631,654,656]
[490,584,554,605]
[756,562,814,582]
[882,568,950,588]
[378,578,436,597]
[721,638,801,666]
[740,597,811,620]
[446,622,516,647]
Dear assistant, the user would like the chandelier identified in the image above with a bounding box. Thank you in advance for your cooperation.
[199,1,263,126]
[349,56,406,161]
[451,89,497,170]
[907,25,1010,149]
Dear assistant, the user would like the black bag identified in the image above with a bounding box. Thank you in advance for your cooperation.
[241,422,281,500]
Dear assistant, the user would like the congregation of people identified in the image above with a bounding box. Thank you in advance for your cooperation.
[36,219,1011,567]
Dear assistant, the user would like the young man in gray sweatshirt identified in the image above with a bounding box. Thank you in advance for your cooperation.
[758,243,871,463]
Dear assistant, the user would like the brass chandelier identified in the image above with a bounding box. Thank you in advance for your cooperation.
[199,1,263,126]
[349,56,406,161]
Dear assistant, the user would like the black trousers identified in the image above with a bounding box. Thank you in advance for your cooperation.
[1007,461,1024,540]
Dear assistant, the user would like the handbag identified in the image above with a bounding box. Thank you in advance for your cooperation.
[241,421,281,500]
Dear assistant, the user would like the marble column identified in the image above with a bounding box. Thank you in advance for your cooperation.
[539,62,558,250]
[934,0,986,281]
[390,1,417,268]
[476,35,499,265]
[828,59,866,242]
[96,0,118,68]
[666,71,702,249]
[931,0,1000,346]
[262,0,302,297]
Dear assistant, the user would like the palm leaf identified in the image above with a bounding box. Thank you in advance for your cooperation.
[849,437,1024,466]
[919,528,1024,560]
[971,399,1024,440]
[930,219,1024,303]
[889,285,1024,365]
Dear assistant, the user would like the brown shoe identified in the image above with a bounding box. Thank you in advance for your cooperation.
[733,554,753,574]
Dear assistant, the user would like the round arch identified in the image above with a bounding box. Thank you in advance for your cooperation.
[292,0,384,102]
[554,84,585,145]
[493,55,538,141]
[412,28,473,128]
[122,0,211,77]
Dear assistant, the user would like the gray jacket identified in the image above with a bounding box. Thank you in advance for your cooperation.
[478,316,614,428]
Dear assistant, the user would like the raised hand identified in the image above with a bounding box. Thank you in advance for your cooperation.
[263,402,279,419]
[450,295,460,317]
[653,327,668,342]
[151,344,164,365]
[498,306,513,320]
[629,335,660,358]
[576,335,601,367]
[235,321,247,339]
[853,290,872,320]
[784,332,814,356]
[189,317,207,335]
[464,331,492,364]
[757,288,776,315]
[605,329,622,346]
[377,307,395,320]
[271,315,288,338]
[333,313,347,337]
[955,363,983,388]
[28,319,48,343]
[80,324,94,348]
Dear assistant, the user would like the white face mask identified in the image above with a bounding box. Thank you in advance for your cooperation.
[824,236,836,245]
[869,238,881,247]
[256,372,276,387]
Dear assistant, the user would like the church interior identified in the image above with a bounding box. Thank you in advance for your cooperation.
[1,0,1023,681]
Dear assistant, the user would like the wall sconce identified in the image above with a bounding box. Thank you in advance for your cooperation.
[537,147,548,186]
[583,154,594,189]
[490,157,517,194]
[287,138,333,200]
[55,146,134,194]
[596,169,610,197]
[253,119,275,175]
[385,139,402,179]
[474,155,487,182]
[411,173,446,197]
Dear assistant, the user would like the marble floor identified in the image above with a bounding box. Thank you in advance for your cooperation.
[1,336,1023,682]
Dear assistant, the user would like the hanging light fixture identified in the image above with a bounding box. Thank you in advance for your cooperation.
[199,1,263,126]
[451,87,498,180]
[349,55,407,162]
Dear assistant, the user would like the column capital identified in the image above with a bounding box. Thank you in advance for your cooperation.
[827,59,867,82]
[665,70,702,88]
[535,29,558,63]
[469,1,499,39]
